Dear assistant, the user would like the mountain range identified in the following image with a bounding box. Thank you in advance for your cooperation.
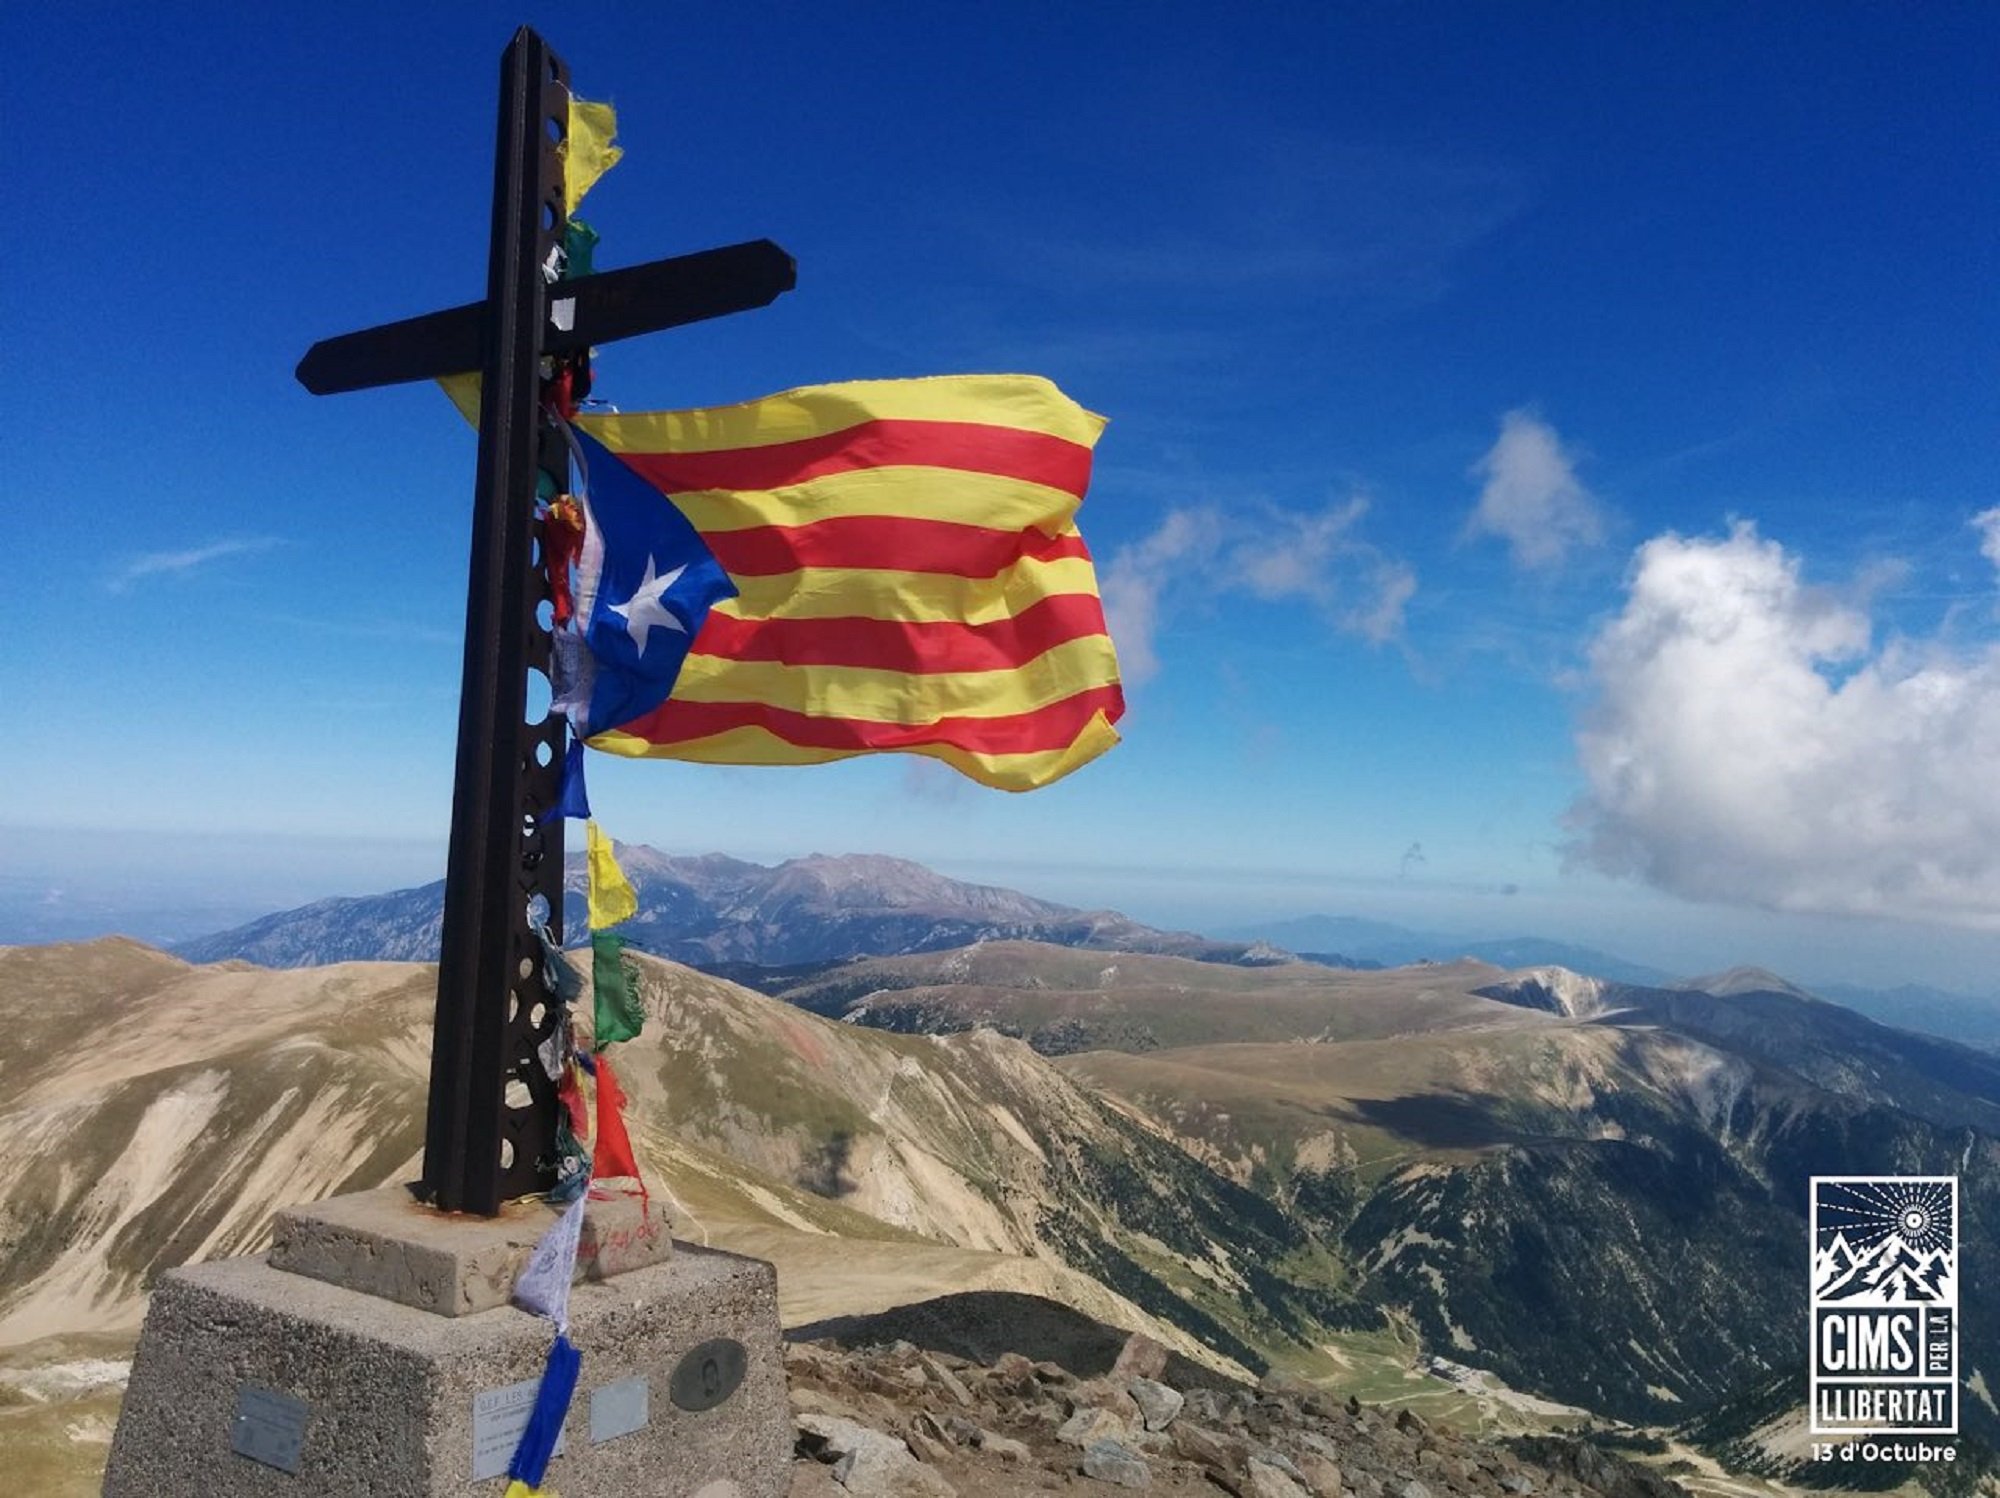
[169,848,1284,972]
[165,846,2000,1052]
[8,928,1998,1492]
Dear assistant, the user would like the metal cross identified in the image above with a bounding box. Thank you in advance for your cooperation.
[297,27,794,1215]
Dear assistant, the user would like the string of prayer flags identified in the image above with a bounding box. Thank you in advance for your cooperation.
[590,930,645,1046]
[561,95,621,215]
[584,821,637,929]
[503,1331,581,1496]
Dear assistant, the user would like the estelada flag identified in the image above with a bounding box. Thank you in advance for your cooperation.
[573,375,1124,792]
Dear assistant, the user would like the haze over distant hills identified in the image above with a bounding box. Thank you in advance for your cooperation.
[1226,914,1677,987]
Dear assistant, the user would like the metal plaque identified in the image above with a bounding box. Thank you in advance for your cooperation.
[472,1377,567,1480]
[590,1375,650,1443]
[231,1385,310,1474]
[669,1338,747,1412]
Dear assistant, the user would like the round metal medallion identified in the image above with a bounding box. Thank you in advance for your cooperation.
[669,1337,747,1412]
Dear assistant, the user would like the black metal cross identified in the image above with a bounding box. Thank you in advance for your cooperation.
[298,27,794,1216]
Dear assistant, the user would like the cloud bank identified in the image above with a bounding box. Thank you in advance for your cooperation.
[1570,520,2000,928]
[1101,498,1414,687]
[1467,411,1603,569]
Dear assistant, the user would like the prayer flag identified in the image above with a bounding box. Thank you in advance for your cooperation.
[584,821,637,930]
[590,1053,644,1191]
[513,1196,587,1330]
[562,96,621,214]
[506,1332,581,1490]
[590,930,644,1047]
[575,376,1124,791]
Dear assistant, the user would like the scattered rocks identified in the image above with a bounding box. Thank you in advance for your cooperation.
[785,1333,1700,1498]
[796,1412,957,1497]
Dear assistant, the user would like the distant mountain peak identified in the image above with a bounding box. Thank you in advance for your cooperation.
[1472,965,1613,1020]
[1683,966,1819,1001]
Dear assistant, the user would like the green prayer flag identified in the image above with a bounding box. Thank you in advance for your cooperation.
[564,219,598,279]
[592,930,645,1047]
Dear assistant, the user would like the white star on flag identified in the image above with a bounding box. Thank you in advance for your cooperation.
[606,556,689,658]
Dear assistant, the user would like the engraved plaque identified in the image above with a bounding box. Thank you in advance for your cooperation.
[231,1385,309,1474]
[472,1377,567,1480]
[590,1375,650,1443]
[669,1337,747,1412]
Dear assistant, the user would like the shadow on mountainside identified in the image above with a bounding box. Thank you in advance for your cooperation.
[1334,1093,1542,1150]
[787,1291,1243,1392]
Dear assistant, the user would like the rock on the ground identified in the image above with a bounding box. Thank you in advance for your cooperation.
[1297,1453,1342,1498]
[975,1430,1030,1464]
[834,1441,958,1497]
[798,1413,909,1466]
[1059,1405,1131,1448]
[1111,1332,1170,1384]
[1127,1377,1183,1432]
[1170,1422,1250,1475]
[1081,1437,1153,1489]
[1245,1458,1311,1498]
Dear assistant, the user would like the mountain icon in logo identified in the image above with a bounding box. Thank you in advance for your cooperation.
[1813,1230,1954,1305]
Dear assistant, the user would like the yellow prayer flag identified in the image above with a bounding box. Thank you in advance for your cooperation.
[585,821,638,930]
[563,96,622,215]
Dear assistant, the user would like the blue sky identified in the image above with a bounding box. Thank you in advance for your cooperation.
[8,4,1999,990]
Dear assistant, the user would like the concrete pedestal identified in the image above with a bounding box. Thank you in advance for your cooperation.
[104,1194,789,1497]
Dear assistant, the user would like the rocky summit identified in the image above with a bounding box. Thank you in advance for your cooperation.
[784,1323,1690,1498]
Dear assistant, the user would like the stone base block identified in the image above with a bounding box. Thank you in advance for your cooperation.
[104,1244,788,1498]
[269,1184,673,1316]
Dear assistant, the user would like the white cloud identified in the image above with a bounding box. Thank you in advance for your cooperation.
[1972,507,2000,571]
[1100,498,1413,687]
[1466,411,1603,569]
[109,536,280,592]
[1570,520,2000,928]
[1100,509,1220,688]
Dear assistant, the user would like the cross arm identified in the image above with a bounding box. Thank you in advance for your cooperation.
[296,238,797,396]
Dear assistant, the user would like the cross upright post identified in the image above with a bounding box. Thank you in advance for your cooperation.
[423,25,571,1216]
[295,26,796,1216]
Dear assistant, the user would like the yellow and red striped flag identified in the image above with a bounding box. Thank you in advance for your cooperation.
[570,374,1124,792]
